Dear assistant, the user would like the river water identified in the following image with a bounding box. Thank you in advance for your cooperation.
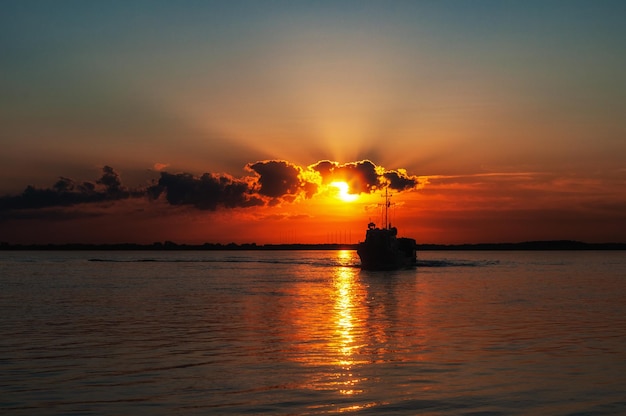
[1,250,625,415]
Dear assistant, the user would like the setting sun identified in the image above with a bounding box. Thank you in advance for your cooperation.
[330,181,359,202]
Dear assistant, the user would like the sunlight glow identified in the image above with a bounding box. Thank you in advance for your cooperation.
[330,181,358,202]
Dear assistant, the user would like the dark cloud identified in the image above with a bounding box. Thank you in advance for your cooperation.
[0,160,421,217]
[246,160,310,198]
[0,166,132,212]
[383,170,420,191]
[335,160,380,193]
[309,160,336,179]
[97,165,123,194]
[148,172,264,210]
[147,160,320,211]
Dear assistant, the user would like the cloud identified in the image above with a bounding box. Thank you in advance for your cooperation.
[0,159,422,217]
[310,159,421,193]
[246,160,309,198]
[383,169,420,191]
[0,166,134,212]
[146,159,324,211]
[153,162,170,171]
[147,171,264,210]
[97,165,124,195]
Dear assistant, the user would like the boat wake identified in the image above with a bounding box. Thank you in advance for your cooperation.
[87,257,361,268]
[88,257,496,269]
[417,259,499,267]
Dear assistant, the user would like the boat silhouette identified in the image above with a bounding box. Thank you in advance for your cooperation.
[357,188,417,270]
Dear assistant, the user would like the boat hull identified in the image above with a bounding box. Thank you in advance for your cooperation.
[357,237,417,271]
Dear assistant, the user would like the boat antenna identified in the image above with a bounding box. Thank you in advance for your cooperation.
[379,186,394,230]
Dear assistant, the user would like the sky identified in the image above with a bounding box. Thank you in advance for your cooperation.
[1,0,625,245]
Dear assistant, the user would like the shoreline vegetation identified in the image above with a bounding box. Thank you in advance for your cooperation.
[1,241,625,251]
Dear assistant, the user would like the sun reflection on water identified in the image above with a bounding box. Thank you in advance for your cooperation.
[331,251,367,397]
[335,268,356,361]
[285,250,380,409]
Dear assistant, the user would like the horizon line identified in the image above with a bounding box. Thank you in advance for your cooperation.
[1,240,625,251]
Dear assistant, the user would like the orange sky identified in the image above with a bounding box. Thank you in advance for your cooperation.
[1,160,625,244]
[1,2,625,244]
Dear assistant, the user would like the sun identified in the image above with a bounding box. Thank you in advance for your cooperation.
[330,181,358,202]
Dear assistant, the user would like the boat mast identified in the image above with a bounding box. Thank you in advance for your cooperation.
[383,187,392,230]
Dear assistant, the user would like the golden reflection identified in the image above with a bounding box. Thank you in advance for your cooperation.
[281,250,374,404]
[335,267,356,361]
[335,249,353,266]
[331,253,367,397]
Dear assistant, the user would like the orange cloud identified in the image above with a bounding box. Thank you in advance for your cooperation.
[310,160,421,194]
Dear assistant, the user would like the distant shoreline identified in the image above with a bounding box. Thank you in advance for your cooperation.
[1,241,625,251]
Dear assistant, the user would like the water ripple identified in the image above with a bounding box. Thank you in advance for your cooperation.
[1,250,625,414]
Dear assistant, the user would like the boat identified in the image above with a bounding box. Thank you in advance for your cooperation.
[357,189,417,270]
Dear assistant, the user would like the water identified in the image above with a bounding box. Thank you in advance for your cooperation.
[1,250,625,415]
